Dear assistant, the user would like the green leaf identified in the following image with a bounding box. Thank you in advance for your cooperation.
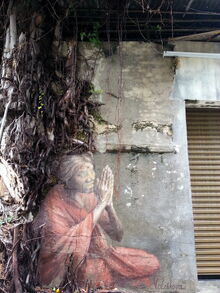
[6,216,13,223]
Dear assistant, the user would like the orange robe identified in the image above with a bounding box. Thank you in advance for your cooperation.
[33,185,159,289]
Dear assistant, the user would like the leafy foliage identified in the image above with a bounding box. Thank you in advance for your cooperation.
[80,23,101,48]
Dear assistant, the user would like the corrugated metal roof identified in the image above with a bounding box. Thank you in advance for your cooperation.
[78,0,220,12]
[63,0,220,41]
[176,0,220,13]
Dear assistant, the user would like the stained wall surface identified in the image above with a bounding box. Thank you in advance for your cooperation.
[172,41,220,101]
[77,42,198,292]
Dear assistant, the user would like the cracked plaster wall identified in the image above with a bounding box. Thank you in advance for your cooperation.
[78,42,197,292]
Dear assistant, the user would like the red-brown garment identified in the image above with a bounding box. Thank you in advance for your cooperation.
[33,185,160,288]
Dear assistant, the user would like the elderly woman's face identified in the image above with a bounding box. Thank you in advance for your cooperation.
[72,162,95,193]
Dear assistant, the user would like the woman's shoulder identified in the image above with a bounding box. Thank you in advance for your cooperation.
[32,185,64,230]
[48,184,64,193]
[44,184,65,203]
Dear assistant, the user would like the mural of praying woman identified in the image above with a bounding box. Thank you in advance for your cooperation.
[32,153,160,290]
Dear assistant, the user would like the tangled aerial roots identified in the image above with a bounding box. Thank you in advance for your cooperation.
[0,0,170,292]
[0,1,101,292]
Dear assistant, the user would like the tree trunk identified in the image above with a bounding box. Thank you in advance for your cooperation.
[0,1,98,292]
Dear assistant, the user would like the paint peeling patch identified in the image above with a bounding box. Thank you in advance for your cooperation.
[126,202,132,207]
[174,144,180,153]
[92,112,121,135]
[124,186,133,197]
[167,170,178,174]
[132,121,172,136]
[94,120,121,135]
[126,163,137,173]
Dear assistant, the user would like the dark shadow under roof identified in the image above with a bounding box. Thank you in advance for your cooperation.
[63,0,220,42]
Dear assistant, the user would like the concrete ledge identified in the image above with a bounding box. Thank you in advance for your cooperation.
[197,280,220,293]
[104,143,175,153]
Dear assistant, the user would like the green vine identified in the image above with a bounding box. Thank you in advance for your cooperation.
[80,23,101,48]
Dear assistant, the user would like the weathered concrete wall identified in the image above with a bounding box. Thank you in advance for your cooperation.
[80,43,175,153]
[172,41,220,101]
[79,42,197,292]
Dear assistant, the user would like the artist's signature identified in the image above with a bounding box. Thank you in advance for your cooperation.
[152,277,186,290]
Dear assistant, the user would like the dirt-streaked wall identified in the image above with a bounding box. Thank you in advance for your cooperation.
[76,42,197,292]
